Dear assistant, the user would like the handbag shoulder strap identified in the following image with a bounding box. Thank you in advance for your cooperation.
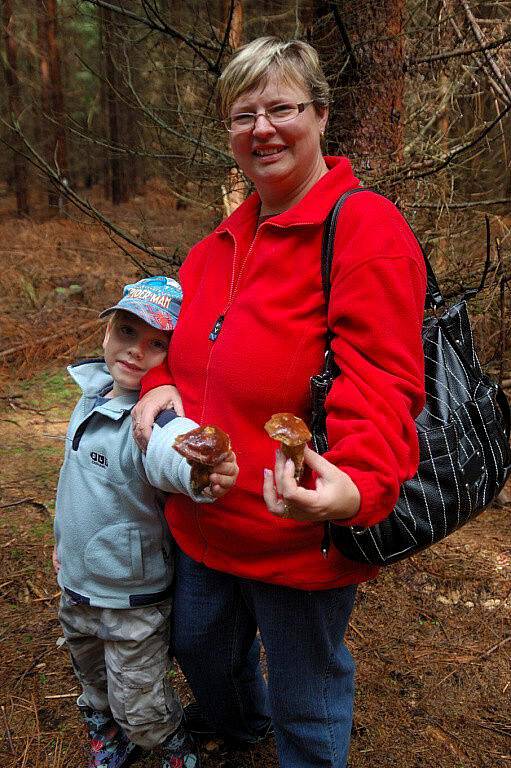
[321,188,445,313]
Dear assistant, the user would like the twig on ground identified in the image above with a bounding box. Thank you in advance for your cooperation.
[0,498,51,516]
[14,647,56,689]
[32,590,61,603]
[26,579,49,600]
[481,635,511,658]
[1,498,36,509]
[1,705,15,755]
[44,692,79,700]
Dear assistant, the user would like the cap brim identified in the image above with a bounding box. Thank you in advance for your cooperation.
[99,302,176,331]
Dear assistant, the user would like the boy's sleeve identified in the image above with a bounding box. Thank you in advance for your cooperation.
[140,410,214,503]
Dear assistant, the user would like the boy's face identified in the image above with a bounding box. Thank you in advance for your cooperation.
[102,311,169,396]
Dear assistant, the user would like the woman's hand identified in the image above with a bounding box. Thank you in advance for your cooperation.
[204,451,239,499]
[132,385,184,452]
[263,446,360,522]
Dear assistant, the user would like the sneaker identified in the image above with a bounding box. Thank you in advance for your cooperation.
[79,706,141,768]
[162,724,201,768]
[183,701,273,750]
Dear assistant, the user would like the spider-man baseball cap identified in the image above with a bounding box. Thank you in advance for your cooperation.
[100,276,182,331]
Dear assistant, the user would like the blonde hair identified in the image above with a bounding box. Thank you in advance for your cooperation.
[217,37,330,118]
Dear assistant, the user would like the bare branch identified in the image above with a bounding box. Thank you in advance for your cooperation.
[0,118,179,264]
[459,0,511,103]
[407,198,511,210]
[408,31,511,66]
[82,0,221,72]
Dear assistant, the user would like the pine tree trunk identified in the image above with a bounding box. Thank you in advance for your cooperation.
[35,0,53,212]
[2,0,30,216]
[102,6,129,204]
[221,0,246,216]
[310,0,405,185]
[98,7,111,199]
[45,0,69,210]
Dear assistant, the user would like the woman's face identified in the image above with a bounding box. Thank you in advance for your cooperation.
[227,72,328,200]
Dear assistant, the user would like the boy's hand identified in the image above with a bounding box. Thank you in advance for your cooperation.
[52,545,61,574]
[205,451,239,499]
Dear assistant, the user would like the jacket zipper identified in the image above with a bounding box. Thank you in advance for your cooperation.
[199,220,316,558]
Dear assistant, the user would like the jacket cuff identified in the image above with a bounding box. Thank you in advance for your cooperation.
[332,467,397,530]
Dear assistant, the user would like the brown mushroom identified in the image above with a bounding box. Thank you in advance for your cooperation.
[264,413,311,481]
[173,425,231,495]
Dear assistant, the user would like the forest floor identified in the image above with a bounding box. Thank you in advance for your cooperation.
[0,184,510,768]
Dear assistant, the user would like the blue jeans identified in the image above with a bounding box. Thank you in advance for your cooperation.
[171,548,357,768]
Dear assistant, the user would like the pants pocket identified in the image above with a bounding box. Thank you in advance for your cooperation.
[121,658,168,726]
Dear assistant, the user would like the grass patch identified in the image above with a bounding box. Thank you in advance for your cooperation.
[19,368,79,411]
[32,520,54,538]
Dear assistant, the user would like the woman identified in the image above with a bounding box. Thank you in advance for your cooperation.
[133,37,426,768]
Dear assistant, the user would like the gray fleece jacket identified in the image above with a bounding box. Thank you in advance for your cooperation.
[54,359,210,609]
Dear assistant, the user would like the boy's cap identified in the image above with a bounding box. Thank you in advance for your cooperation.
[99,276,182,331]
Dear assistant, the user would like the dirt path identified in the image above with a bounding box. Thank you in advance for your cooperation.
[0,370,510,768]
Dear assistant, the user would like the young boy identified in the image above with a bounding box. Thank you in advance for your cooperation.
[53,276,238,768]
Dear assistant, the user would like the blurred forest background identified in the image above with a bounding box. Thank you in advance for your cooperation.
[1,0,511,382]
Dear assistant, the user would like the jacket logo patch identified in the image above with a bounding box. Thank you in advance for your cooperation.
[90,451,108,468]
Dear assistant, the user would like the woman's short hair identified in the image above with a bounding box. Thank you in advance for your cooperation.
[217,37,330,118]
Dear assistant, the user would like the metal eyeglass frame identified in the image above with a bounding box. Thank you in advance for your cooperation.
[224,101,316,133]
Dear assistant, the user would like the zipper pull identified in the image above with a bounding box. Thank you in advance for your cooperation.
[209,314,225,341]
[321,522,331,559]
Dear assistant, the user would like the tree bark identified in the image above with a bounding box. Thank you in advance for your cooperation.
[101,5,129,204]
[221,0,246,216]
[45,0,69,209]
[2,0,30,215]
[98,7,111,198]
[35,0,52,212]
[310,0,405,185]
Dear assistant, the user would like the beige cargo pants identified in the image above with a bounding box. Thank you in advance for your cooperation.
[58,592,182,749]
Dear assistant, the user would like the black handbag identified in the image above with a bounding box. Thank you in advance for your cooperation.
[311,189,511,566]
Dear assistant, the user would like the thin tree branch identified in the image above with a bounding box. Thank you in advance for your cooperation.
[76,52,232,165]
[0,119,182,262]
[381,100,511,185]
[407,198,511,210]
[82,0,221,72]
[459,0,511,103]
[329,1,359,72]
[408,31,511,66]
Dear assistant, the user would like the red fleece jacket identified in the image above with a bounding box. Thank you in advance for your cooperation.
[141,157,426,589]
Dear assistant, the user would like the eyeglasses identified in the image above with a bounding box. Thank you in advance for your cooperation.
[224,101,315,133]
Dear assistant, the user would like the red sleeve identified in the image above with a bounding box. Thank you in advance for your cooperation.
[324,194,426,528]
[139,358,173,397]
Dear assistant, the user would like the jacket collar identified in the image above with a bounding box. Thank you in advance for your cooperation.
[216,156,359,237]
[68,359,138,414]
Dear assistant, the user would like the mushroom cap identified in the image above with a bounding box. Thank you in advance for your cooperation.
[173,425,231,465]
[264,413,311,446]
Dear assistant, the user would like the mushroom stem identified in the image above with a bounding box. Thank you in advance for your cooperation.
[190,463,212,495]
[282,443,306,481]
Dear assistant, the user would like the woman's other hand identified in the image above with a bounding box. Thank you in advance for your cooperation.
[132,385,184,452]
[205,451,240,499]
[263,446,360,522]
